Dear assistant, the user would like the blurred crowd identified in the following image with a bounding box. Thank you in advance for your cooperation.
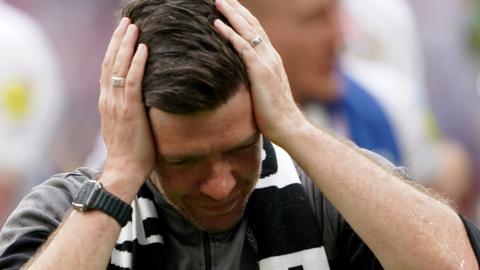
[1,0,480,226]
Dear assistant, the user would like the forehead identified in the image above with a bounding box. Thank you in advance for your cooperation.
[148,88,257,155]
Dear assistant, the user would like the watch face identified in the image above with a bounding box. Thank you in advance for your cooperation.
[72,180,101,210]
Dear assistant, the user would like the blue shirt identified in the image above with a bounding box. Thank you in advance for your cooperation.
[325,75,402,165]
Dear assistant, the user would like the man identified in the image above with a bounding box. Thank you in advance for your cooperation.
[241,0,473,206]
[0,1,64,225]
[243,0,402,167]
[0,0,478,269]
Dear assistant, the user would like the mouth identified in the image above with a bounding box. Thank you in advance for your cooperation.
[319,57,336,75]
[318,49,337,73]
[198,195,242,216]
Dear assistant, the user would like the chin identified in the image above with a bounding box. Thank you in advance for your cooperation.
[198,213,244,234]
[176,209,245,233]
[183,192,252,233]
[307,77,339,102]
[190,200,248,233]
[293,75,339,104]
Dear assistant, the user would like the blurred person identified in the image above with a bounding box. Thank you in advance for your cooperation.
[340,0,473,207]
[0,1,64,225]
[242,0,400,166]
[0,0,479,269]
[242,0,473,207]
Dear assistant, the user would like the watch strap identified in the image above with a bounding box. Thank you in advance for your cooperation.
[90,187,133,227]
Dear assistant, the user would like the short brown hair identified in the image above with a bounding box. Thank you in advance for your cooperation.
[122,0,248,114]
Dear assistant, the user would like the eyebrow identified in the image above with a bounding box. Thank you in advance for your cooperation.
[161,132,260,162]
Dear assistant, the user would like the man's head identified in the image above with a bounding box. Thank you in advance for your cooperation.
[121,0,262,233]
[242,0,342,104]
[122,0,248,114]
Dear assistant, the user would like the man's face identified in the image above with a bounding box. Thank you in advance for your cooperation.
[149,88,262,233]
[250,0,341,104]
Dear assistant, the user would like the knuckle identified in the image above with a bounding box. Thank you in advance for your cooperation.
[112,65,123,77]
[126,77,137,88]
[247,30,257,39]
[273,55,282,67]
[118,106,127,116]
[102,58,112,71]
[99,74,108,88]
[250,17,260,26]
[113,29,123,40]
[110,104,120,117]
[240,41,251,53]
[121,106,135,121]
[226,27,236,40]
[240,48,253,61]
[257,65,271,78]
[235,36,250,50]
[98,94,105,105]
[243,48,256,62]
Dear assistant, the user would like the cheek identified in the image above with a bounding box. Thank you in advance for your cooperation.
[230,148,262,180]
[155,164,206,196]
[281,42,322,76]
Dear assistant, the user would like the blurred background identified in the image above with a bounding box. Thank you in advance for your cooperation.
[1,0,480,225]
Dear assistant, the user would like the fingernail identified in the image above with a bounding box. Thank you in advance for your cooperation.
[127,24,136,34]
[119,17,129,27]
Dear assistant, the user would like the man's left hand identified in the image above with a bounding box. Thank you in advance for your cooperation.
[214,0,308,147]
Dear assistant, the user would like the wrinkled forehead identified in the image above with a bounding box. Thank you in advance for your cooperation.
[148,88,257,155]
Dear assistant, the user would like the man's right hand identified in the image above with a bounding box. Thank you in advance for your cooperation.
[98,17,153,202]
[22,19,152,270]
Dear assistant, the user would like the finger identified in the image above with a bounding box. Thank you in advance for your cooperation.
[214,19,261,70]
[112,24,139,79]
[108,24,140,105]
[215,0,259,42]
[225,0,270,41]
[125,43,148,106]
[101,17,130,88]
[216,0,270,55]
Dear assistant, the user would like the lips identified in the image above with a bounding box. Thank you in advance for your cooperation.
[318,56,336,74]
[198,195,241,215]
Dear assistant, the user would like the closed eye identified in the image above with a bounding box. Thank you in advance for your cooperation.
[228,137,260,155]
[232,143,255,153]
[165,157,201,166]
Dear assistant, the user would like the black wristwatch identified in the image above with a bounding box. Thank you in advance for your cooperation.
[72,180,133,227]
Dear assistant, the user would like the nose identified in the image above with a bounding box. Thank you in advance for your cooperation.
[199,159,236,201]
[322,10,342,50]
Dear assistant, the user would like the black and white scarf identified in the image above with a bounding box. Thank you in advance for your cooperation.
[108,140,330,270]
